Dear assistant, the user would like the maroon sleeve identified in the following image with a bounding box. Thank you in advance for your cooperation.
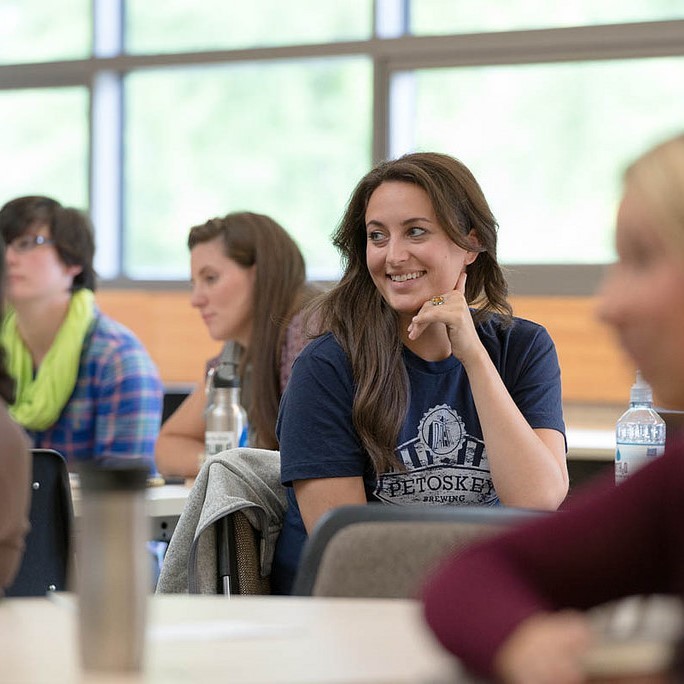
[422,441,684,678]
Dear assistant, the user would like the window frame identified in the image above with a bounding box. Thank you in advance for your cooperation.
[1,2,683,294]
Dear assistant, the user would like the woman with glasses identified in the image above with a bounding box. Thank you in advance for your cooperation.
[0,196,163,471]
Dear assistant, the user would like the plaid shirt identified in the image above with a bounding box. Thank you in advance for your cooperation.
[28,311,163,473]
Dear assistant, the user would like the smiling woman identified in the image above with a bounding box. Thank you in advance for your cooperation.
[271,151,569,595]
[365,181,480,333]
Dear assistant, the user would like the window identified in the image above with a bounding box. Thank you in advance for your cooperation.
[0,88,89,206]
[124,58,371,278]
[1,1,683,293]
[391,58,684,264]
[411,0,684,34]
[0,0,91,64]
[126,0,371,53]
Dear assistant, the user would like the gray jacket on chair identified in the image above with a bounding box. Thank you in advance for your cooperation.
[156,448,286,594]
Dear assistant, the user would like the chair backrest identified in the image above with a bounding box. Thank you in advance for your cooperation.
[216,511,270,595]
[5,449,74,597]
[161,383,194,424]
[292,504,545,598]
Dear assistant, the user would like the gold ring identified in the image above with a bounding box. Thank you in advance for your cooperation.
[430,295,446,306]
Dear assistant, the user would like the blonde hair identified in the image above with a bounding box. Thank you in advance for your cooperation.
[625,133,684,256]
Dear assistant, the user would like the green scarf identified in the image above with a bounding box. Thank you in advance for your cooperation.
[1,289,95,430]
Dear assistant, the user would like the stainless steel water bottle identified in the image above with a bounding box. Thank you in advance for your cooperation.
[77,462,149,673]
[204,364,248,462]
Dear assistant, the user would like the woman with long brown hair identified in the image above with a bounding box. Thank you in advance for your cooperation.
[272,152,568,594]
[155,211,318,478]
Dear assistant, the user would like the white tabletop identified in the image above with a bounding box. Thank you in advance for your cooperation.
[0,594,464,683]
[70,479,191,518]
[566,427,615,461]
[70,480,191,542]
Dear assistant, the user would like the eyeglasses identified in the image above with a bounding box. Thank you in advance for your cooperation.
[7,234,54,253]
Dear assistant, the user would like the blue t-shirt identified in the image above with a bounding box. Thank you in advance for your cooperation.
[271,316,565,594]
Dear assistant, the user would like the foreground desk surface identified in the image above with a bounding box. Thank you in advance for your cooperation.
[0,594,464,683]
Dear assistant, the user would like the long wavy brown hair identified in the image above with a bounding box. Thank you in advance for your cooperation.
[188,212,316,449]
[312,152,512,474]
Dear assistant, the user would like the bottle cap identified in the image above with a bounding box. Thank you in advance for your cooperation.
[213,362,240,388]
[630,369,653,404]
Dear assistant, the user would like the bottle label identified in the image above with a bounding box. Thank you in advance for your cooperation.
[615,443,665,485]
[206,431,239,458]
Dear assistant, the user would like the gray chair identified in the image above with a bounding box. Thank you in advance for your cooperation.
[6,448,74,597]
[292,503,545,598]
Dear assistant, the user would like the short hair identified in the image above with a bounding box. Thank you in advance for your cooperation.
[0,239,15,403]
[0,195,97,292]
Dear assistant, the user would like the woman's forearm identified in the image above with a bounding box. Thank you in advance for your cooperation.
[462,349,568,510]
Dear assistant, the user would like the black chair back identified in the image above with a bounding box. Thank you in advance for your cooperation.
[5,448,74,597]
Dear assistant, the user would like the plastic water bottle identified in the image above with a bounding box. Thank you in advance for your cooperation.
[204,363,248,465]
[615,370,666,485]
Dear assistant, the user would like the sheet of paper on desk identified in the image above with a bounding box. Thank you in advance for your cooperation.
[148,620,297,642]
[582,639,674,678]
[582,595,683,678]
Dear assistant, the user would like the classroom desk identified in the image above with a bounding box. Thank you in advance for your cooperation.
[2,595,678,683]
[566,427,615,462]
[0,594,464,683]
[70,482,191,542]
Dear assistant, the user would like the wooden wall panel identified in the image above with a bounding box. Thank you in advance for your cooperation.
[95,290,222,386]
[95,290,634,404]
[511,296,633,404]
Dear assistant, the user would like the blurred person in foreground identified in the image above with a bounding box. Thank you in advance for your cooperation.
[0,196,163,472]
[154,212,318,479]
[422,132,684,684]
[0,238,32,594]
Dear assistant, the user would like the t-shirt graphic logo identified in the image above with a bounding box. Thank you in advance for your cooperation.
[420,404,465,457]
[374,403,497,506]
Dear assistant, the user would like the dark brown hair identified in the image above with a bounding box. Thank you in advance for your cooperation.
[0,239,15,403]
[188,211,316,449]
[314,151,512,474]
[0,195,96,292]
